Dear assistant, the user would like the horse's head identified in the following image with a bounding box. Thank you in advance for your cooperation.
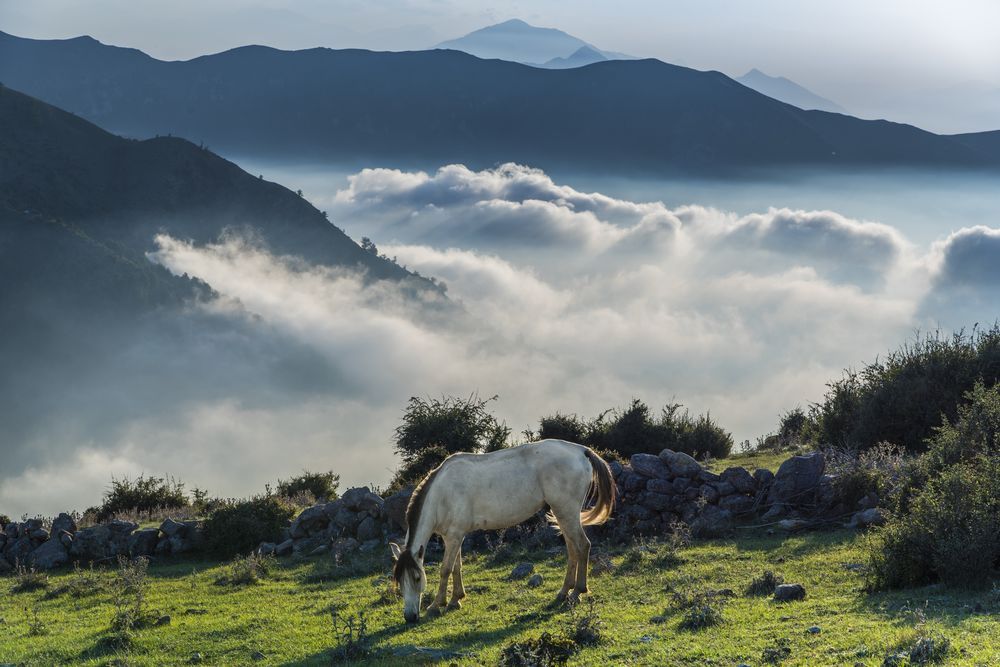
[390,542,426,623]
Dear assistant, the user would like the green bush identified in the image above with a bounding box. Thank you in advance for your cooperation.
[202,495,296,557]
[277,470,340,502]
[96,474,188,522]
[539,399,733,460]
[389,394,510,490]
[866,458,1000,590]
[813,326,1000,452]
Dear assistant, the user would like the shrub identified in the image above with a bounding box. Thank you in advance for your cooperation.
[0,514,10,528]
[11,564,49,593]
[667,579,727,630]
[541,399,733,460]
[96,474,188,522]
[745,570,784,597]
[538,413,586,443]
[812,326,1000,452]
[276,471,340,502]
[107,556,150,650]
[498,632,577,667]
[202,495,296,558]
[762,638,792,665]
[866,458,1000,590]
[216,553,276,586]
[329,609,373,663]
[824,442,906,509]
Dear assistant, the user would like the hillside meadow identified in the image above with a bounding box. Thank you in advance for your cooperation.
[2,526,997,666]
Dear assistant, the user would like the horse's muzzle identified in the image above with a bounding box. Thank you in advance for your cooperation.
[404,612,419,624]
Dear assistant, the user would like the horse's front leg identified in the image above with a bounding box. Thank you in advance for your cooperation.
[448,544,466,609]
[428,539,458,614]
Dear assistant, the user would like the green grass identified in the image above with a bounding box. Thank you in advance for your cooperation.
[2,529,997,665]
[708,449,793,473]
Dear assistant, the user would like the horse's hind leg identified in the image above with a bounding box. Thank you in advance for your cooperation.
[448,546,466,609]
[551,506,586,602]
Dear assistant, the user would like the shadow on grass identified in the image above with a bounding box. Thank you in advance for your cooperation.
[728,526,859,558]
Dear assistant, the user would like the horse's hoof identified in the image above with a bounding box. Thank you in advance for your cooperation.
[426,605,443,617]
[447,599,462,610]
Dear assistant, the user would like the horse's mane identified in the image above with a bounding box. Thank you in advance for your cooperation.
[404,459,446,549]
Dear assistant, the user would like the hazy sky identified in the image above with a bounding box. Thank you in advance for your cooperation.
[3,0,999,131]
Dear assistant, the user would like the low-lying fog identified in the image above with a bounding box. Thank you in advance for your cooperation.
[4,163,999,516]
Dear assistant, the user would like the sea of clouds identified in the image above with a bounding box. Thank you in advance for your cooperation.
[3,163,998,516]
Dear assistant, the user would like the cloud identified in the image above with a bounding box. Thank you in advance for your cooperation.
[4,162,997,516]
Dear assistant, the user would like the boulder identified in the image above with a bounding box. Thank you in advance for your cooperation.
[0,555,12,574]
[160,518,186,538]
[383,488,413,532]
[621,471,647,492]
[851,507,887,528]
[608,460,625,478]
[508,562,534,580]
[331,506,363,533]
[642,492,672,512]
[753,468,775,487]
[128,529,161,558]
[713,481,736,497]
[718,495,754,515]
[630,453,670,480]
[340,487,384,517]
[774,583,806,602]
[659,450,702,478]
[30,538,69,570]
[257,542,277,556]
[527,574,544,588]
[699,485,720,504]
[0,532,6,551]
[274,539,294,557]
[51,513,77,536]
[683,487,699,501]
[356,516,381,542]
[293,536,327,554]
[330,537,360,559]
[168,521,203,554]
[671,478,691,494]
[767,453,825,507]
[721,467,756,494]
[646,478,673,495]
[697,469,722,483]
[690,505,734,538]
[4,536,35,565]
[58,531,74,549]
[290,505,329,539]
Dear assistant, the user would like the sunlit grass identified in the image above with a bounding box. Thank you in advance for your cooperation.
[1,529,996,665]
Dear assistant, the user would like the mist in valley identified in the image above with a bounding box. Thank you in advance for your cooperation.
[4,160,998,518]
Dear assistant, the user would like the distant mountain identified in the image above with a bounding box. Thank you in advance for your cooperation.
[544,46,608,69]
[737,69,847,114]
[1,31,997,172]
[435,18,631,66]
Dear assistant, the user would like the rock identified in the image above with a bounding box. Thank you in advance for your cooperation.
[671,478,691,494]
[527,574,543,588]
[774,583,807,602]
[128,529,160,558]
[753,468,775,487]
[767,453,825,507]
[359,539,381,553]
[154,615,171,626]
[778,519,809,531]
[159,518,186,538]
[807,625,821,634]
[51,513,77,536]
[168,521,204,555]
[58,531,74,549]
[761,503,787,521]
[713,481,736,497]
[697,469,721,483]
[383,488,413,532]
[721,467,757,494]
[508,562,534,580]
[292,536,327,555]
[290,505,329,539]
[0,555,12,574]
[330,537,360,559]
[356,516,381,542]
[28,527,49,541]
[29,539,68,570]
[645,478,673,495]
[340,487,384,517]
[70,520,137,562]
[699,485,720,503]
[718,495,754,515]
[251,651,265,662]
[857,491,879,510]
[331,506,362,532]
[851,507,887,528]
[630,453,670,480]
[189,653,203,664]
[689,505,734,538]
[3,536,34,565]
[642,492,672,512]
[257,542,277,556]
[155,537,171,556]
[683,487,699,501]
[621,470,647,492]
[659,450,702,477]
[274,539,294,557]
[608,460,624,478]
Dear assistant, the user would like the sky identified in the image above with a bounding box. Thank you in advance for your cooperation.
[2,0,999,132]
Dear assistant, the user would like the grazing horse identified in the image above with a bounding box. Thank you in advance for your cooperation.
[389,439,616,623]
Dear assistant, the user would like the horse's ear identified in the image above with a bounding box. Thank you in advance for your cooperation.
[415,545,424,560]
[389,542,402,560]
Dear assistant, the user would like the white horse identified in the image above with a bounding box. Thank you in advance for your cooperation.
[389,439,616,623]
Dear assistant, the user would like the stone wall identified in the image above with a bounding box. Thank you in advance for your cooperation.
[0,449,885,573]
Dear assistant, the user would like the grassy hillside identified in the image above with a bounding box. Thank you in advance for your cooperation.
[3,529,996,665]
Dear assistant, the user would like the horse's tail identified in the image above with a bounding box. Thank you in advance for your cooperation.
[580,447,616,526]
